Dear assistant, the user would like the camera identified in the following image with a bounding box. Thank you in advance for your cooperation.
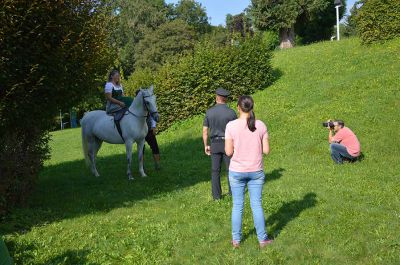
[322,120,334,128]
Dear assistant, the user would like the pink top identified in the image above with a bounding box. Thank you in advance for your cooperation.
[225,119,268,172]
[333,127,361,157]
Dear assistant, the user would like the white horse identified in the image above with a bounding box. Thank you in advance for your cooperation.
[81,87,159,180]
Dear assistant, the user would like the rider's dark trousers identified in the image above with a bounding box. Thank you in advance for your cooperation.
[211,140,231,200]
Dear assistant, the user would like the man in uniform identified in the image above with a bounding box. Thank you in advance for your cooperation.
[203,88,237,200]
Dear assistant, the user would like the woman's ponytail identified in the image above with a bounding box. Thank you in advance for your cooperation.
[248,110,256,132]
[238,95,257,132]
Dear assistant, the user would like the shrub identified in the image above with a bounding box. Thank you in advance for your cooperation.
[153,37,273,132]
[124,68,155,97]
[356,0,400,44]
[0,0,112,214]
[261,31,280,50]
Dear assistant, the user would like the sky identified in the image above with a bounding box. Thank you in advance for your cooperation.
[166,0,251,26]
[166,0,358,26]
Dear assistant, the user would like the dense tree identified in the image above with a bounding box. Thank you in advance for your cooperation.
[111,0,170,76]
[134,19,196,70]
[226,13,253,40]
[249,0,345,48]
[0,0,113,214]
[110,0,210,77]
[173,0,211,34]
[355,0,400,44]
[201,26,229,47]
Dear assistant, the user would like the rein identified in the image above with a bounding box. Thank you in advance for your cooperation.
[126,93,158,118]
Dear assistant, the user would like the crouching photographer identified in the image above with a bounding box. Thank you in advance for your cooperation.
[324,120,361,164]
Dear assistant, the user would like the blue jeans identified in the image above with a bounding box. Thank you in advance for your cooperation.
[229,170,268,243]
[330,143,356,164]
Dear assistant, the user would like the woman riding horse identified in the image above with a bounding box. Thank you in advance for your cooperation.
[81,85,159,179]
[105,69,133,114]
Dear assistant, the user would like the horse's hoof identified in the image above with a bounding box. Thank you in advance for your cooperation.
[128,177,134,181]
[141,174,147,178]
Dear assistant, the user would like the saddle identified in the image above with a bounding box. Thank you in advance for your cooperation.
[111,107,128,141]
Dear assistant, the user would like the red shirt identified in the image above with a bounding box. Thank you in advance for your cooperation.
[333,127,361,157]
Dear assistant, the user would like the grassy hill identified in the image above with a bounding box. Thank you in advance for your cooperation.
[2,38,400,264]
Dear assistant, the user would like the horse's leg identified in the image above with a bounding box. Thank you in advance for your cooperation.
[88,136,101,177]
[92,137,103,177]
[125,140,134,180]
[137,139,147,177]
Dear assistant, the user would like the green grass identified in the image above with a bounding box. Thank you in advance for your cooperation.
[1,38,400,264]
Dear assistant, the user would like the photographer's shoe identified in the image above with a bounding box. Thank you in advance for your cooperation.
[259,239,273,248]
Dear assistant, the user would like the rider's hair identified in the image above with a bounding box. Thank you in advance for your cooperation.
[238,95,256,132]
[108,69,120,85]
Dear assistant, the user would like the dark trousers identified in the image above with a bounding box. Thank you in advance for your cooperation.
[143,129,159,154]
[330,143,356,164]
[211,140,231,200]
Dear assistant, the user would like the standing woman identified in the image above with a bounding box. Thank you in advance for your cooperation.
[105,69,132,114]
[225,95,272,248]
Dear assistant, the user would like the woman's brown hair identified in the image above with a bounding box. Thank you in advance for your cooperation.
[238,95,256,132]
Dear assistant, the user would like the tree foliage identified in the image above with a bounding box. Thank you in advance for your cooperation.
[200,26,229,47]
[124,68,155,97]
[172,0,210,34]
[134,19,196,70]
[249,0,345,47]
[0,0,113,214]
[111,0,210,76]
[355,0,400,44]
[112,0,170,76]
[226,13,253,40]
[341,1,363,38]
[295,0,345,43]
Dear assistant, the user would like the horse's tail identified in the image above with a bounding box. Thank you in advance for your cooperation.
[81,115,90,166]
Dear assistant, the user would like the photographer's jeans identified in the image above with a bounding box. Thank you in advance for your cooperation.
[229,170,268,243]
[330,143,356,164]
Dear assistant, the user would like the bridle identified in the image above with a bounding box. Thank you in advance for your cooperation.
[127,92,158,118]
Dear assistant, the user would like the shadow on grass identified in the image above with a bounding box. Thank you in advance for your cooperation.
[267,192,317,238]
[270,68,284,84]
[0,137,211,234]
[242,192,317,242]
[39,250,97,265]
[265,167,285,183]
[6,239,96,265]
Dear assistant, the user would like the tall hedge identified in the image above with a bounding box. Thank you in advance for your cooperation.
[146,37,273,132]
[356,0,400,44]
[0,0,113,214]
[124,68,155,95]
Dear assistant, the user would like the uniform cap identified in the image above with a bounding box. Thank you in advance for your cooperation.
[216,87,230,97]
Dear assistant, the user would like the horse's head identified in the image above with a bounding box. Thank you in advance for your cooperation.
[140,85,159,122]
